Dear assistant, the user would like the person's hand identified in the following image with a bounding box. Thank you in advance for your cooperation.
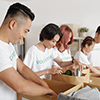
[85,64,90,69]
[52,65,57,68]
[73,60,83,71]
[68,65,74,71]
[47,89,57,97]
[62,65,74,73]
[49,67,63,75]
[40,80,50,88]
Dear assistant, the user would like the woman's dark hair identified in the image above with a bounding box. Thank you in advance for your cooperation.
[81,36,95,48]
[5,2,35,21]
[39,23,62,42]
[96,26,100,35]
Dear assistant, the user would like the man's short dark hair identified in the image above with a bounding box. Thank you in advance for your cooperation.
[5,2,35,21]
[96,26,100,35]
[39,23,62,42]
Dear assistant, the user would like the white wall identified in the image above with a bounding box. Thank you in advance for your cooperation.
[0,1,10,25]
[0,0,100,52]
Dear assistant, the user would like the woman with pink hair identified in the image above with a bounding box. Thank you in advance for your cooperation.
[53,24,76,71]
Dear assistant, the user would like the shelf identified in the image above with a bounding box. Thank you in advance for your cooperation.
[69,37,84,56]
[73,37,84,40]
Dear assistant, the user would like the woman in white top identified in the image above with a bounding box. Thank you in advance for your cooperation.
[24,23,81,79]
[53,25,74,71]
[74,36,100,74]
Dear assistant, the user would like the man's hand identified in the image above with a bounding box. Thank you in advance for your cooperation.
[47,89,57,97]
[39,80,50,88]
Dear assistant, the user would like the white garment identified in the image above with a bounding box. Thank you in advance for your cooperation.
[67,85,100,100]
[23,45,58,79]
[87,43,100,67]
[53,47,72,68]
[74,51,90,65]
[0,40,18,100]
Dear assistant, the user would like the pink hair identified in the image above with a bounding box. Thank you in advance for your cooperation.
[56,24,73,52]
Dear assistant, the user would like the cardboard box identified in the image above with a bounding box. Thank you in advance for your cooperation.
[52,69,90,85]
[17,79,75,100]
[82,69,90,74]
[89,73,100,85]
[63,82,100,95]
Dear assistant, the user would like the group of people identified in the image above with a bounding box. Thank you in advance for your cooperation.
[23,24,80,79]
[74,26,100,74]
[0,2,100,100]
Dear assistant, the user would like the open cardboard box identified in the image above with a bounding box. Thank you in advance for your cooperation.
[52,69,90,85]
[89,73,100,85]
[52,73,89,85]
[17,79,75,100]
[63,82,100,96]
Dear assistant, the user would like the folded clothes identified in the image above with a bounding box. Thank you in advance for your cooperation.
[57,93,86,100]
[72,85,100,100]
[58,85,100,100]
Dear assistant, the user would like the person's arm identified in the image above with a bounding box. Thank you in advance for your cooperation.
[54,57,83,70]
[87,64,100,75]
[17,58,49,88]
[54,57,72,68]
[94,66,100,70]
[52,65,57,68]
[35,67,62,76]
[0,67,57,97]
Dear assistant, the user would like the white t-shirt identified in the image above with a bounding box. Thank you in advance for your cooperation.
[0,40,18,100]
[53,47,72,68]
[74,51,90,65]
[23,45,58,79]
[87,43,100,67]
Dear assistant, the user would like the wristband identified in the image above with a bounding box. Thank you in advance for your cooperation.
[72,57,74,64]
[72,59,74,63]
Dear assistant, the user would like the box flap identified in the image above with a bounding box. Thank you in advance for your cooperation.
[43,79,75,94]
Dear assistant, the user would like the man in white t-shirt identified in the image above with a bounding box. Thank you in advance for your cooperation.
[0,3,57,100]
[87,26,100,69]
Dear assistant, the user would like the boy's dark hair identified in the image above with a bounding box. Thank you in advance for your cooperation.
[81,36,95,48]
[39,23,62,42]
[96,26,100,35]
[5,2,35,21]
